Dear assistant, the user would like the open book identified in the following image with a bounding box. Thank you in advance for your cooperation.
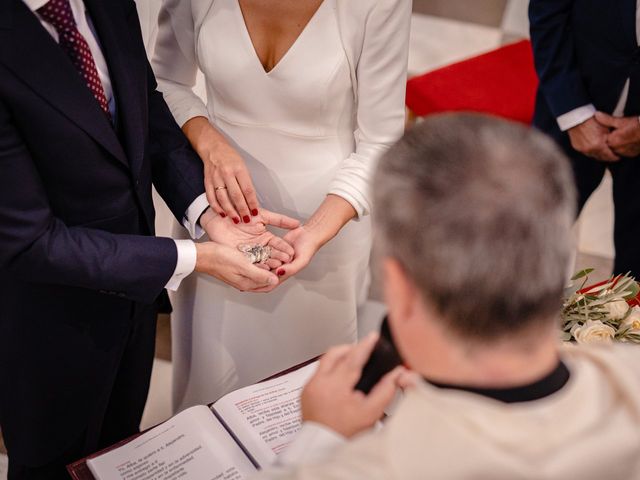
[87,362,318,480]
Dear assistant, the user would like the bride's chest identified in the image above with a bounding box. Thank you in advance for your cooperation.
[194,0,352,117]
[236,0,325,73]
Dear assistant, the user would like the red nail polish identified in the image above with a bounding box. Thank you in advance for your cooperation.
[251,209,259,217]
[277,269,285,277]
[220,213,227,218]
[243,215,251,224]
[233,217,240,224]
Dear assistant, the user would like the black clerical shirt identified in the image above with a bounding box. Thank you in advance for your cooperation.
[426,361,571,404]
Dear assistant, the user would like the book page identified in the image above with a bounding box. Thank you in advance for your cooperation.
[212,362,318,468]
[87,405,257,480]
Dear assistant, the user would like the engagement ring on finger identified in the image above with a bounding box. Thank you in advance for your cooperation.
[238,244,271,264]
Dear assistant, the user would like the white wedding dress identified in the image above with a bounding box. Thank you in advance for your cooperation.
[154,0,411,411]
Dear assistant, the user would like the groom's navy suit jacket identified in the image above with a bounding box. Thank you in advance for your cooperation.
[0,0,204,466]
[530,0,640,140]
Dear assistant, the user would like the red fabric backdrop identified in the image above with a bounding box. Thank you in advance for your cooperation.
[406,40,539,124]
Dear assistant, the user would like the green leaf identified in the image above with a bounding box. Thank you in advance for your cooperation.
[624,281,640,300]
[571,268,594,281]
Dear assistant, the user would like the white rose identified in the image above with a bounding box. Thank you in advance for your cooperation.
[619,306,640,334]
[571,320,616,344]
[603,300,629,321]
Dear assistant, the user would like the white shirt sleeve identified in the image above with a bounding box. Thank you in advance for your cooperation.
[275,422,347,467]
[182,193,210,240]
[165,194,210,291]
[556,104,596,131]
[165,239,197,291]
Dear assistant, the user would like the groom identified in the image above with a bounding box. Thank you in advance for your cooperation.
[0,0,291,478]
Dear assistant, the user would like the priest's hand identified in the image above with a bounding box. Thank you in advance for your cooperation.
[595,112,640,158]
[300,333,406,439]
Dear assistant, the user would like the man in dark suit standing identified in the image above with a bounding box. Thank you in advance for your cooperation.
[0,0,294,478]
[530,0,640,276]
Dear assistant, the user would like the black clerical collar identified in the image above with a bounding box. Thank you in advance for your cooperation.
[425,361,570,404]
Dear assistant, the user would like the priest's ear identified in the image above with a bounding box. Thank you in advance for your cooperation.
[382,257,421,330]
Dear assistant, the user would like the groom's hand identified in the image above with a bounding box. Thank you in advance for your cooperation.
[194,242,279,292]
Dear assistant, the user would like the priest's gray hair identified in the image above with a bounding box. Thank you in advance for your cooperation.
[373,114,576,341]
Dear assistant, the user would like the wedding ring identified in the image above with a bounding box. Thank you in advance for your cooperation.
[214,186,228,191]
[238,244,272,264]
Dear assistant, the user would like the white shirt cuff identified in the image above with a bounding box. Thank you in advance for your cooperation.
[165,239,197,291]
[183,193,209,239]
[276,422,347,467]
[556,104,596,131]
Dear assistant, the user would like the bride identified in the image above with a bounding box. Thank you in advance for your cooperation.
[153,0,411,410]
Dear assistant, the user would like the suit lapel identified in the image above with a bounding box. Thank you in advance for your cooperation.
[0,0,128,168]
[84,0,146,178]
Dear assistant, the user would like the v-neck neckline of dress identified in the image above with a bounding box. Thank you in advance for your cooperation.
[235,0,327,76]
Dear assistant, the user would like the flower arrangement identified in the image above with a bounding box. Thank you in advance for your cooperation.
[561,269,640,344]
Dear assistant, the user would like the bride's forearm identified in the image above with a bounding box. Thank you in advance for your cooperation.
[182,116,229,159]
[305,195,357,246]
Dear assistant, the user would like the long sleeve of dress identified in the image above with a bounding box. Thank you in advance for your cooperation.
[152,0,210,127]
[328,0,411,218]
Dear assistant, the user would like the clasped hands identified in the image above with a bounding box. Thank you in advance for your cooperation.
[568,111,640,161]
[194,206,318,293]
